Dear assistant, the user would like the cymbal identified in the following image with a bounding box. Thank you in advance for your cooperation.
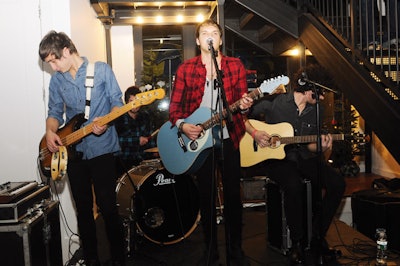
[144,147,159,153]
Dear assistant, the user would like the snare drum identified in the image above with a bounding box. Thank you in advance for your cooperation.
[116,164,200,245]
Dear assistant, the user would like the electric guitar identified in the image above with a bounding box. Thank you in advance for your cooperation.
[240,119,369,167]
[38,89,165,180]
[157,75,289,175]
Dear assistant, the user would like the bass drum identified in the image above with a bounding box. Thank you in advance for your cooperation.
[116,164,200,245]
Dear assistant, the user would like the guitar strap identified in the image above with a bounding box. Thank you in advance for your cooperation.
[84,63,95,120]
[177,131,187,152]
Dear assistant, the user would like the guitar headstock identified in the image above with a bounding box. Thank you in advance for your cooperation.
[259,75,290,95]
[132,88,166,107]
[348,132,370,144]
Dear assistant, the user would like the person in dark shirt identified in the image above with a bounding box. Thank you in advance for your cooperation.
[246,64,346,265]
[115,86,157,175]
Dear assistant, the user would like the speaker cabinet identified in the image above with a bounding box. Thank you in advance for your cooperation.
[352,189,400,251]
[241,176,266,203]
[0,200,62,266]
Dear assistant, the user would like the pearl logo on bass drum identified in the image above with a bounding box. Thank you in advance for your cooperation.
[153,173,176,186]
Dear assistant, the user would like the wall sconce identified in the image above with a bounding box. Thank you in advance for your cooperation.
[280,47,312,56]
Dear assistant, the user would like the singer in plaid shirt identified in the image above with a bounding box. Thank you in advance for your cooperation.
[168,19,253,266]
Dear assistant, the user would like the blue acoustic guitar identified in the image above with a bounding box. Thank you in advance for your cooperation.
[157,75,289,175]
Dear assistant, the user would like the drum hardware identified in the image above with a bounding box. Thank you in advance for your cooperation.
[115,163,142,258]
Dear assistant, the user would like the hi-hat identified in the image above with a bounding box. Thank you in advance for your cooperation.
[144,147,159,153]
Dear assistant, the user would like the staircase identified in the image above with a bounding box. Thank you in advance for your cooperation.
[225,0,400,164]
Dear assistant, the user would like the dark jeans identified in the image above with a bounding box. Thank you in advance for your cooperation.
[68,153,125,263]
[196,139,244,257]
[265,157,346,242]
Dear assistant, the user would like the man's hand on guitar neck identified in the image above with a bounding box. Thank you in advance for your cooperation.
[92,116,108,135]
[92,106,120,135]
[307,134,333,153]
[239,93,254,112]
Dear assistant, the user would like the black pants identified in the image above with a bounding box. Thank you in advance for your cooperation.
[196,139,244,257]
[68,153,125,263]
[265,157,346,242]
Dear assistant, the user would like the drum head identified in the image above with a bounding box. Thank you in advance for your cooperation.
[116,165,153,218]
[135,169,200,245]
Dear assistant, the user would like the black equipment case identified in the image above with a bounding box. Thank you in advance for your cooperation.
[0,200,62,266]
[352,188,400,251]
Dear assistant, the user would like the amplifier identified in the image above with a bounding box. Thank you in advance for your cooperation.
[352,188,400,251]
[0,184,50,223]
[241,176,267,204]
[0,200,62,266]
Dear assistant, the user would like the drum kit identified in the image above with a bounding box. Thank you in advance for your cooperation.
[115,147,200,255]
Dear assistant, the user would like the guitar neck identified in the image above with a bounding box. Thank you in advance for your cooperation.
[280,134,345,144]
[58,88,165,147]
[61,102,136,146]
[201,88,262,130]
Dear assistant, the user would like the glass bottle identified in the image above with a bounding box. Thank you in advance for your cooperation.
[376,228,388,266]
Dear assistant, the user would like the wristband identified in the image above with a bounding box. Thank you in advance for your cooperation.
[240,108,249,114]
[178,122,186,132]
[251,129,258,139]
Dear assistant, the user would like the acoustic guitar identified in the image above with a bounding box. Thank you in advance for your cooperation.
[240,119,369,167]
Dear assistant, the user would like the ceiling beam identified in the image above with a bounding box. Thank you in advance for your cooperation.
[258,25,276,41]
[239,13,254,29]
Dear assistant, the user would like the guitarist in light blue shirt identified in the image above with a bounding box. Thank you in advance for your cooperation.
[39,31,126,266]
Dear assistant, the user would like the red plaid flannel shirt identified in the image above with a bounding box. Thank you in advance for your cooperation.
[169,54,248,149]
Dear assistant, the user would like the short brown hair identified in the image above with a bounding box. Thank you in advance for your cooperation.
[39,31,78,61]
[195,19,223,38]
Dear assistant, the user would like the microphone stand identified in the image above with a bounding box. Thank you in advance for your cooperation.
[305,78,340,265]
[209,43,232,125]
[312,83,324,265]
[209,43,232,266]
[302,78,339,94]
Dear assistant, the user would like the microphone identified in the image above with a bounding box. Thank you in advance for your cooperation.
[207,38,214,51]
[298,78,306,86]
[298,72,308,86]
